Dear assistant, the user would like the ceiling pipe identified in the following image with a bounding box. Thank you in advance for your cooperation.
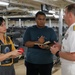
[9,1,40,9]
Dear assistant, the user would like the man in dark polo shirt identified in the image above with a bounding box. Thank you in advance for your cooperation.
[23,11,57,75]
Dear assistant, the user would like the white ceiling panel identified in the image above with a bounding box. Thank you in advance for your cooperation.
[0,0,74,16]
[33,0,72,8]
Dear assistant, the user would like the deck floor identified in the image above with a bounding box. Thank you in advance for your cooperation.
[14,59,61,75]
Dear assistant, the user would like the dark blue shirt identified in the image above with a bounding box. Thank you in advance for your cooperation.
[23,25,57,64]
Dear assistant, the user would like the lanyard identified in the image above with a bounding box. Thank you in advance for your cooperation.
[0,40,4,45]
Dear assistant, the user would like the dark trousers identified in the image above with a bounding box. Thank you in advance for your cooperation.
[25,61,53,75]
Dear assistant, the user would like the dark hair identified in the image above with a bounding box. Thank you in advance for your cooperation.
[35,11,46,18]
[0,17,9,43]
[0,17,5,26]
[66,4,75,15]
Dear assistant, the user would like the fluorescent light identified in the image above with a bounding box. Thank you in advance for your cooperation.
[53,0,58,1]
[0,1,9,6]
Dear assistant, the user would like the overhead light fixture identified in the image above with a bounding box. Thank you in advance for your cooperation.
[0,1,9,6]
[53,0,58,1]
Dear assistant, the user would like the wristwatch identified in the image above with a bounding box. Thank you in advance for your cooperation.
[55,50,60,57]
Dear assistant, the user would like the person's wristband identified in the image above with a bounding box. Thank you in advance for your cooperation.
[55,50,60,57]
